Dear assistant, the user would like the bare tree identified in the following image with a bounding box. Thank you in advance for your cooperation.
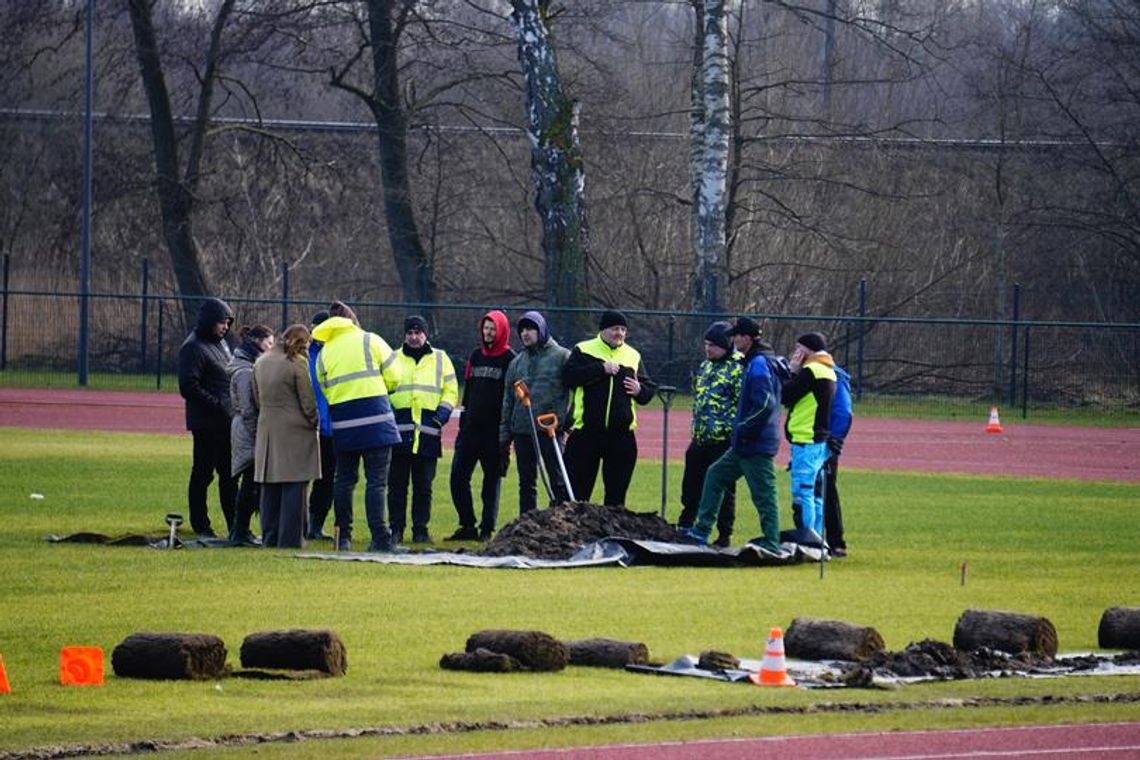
[509,0,590,334]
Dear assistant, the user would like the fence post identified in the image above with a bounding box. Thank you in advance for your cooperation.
[140,259,149,372]
[1008,282,1020,407]
[855,278,866,401]
[1021,325,1031,419]
[666,315,675,388]
[156,300,164,390]
[281,261,289,332]
[1,253,9,371]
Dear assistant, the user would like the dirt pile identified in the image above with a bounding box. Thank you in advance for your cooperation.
[839,639,1140,686]
[482,502,678,560]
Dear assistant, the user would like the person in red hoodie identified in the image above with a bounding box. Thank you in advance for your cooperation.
[447,310,515,541]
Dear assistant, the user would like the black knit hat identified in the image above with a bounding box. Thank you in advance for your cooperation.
[599,309,629,330]
[726,316,761,338]
[797,332,827,352]
[404,315,429,333]
[310,310,330,327]
[704,321,733,351]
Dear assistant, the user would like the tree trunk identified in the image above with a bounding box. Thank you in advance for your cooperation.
[126,0,219,330]
[785,617,886,661]
[111,632,227,680]
[952,609,1058,658]
[511,0,590,338]
[365,0,436,313]
[692,0,731,313]
[1098,607,1140,651]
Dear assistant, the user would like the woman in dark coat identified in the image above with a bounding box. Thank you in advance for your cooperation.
[253,324,321,548]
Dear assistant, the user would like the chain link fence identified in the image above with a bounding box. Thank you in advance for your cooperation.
[2,287,1137,421]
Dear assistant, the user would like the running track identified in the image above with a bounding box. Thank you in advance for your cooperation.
[1,388,1137,482]
[408,723,1140,760]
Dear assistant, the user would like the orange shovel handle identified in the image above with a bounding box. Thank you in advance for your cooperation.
[535,412,559,436]
[513,379,532,407]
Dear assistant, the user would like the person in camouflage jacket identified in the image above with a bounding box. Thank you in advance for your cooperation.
[677,321,743,546]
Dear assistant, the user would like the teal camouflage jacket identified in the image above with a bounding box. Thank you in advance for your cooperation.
[690,351,744,445]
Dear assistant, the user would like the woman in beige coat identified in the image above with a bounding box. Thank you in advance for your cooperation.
[253,324,321,547]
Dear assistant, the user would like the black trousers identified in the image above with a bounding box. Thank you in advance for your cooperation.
[450,427,501,532]
[512,432,572,513]
[230,463,259,540]
[679,440,736,539]
[260,481,307,548]
[564,428,638,507]
[388,450,438,535]
[188,427,237,535]
[307,435,337,532]
[820,453,845,548]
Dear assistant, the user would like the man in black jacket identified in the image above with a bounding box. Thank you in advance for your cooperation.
[178,298,237,538]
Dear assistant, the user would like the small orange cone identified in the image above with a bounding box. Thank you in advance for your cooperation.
[0,654,11,694]
[60,646,104,686]
[749,626,796,687]
[985,406,1003,434]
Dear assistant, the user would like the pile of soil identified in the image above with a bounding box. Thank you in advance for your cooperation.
[839,639,1140,686]
[482,502,678,560]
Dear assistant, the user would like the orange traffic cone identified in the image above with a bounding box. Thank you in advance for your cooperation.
[749,626,796,687]
[60,646,104,686]
[0,654,11,694]
[985,406,1003,434]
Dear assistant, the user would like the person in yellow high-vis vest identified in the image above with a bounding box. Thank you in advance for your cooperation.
[562,310,655,506]
[781,332,837,547]
[383,315,459,544]
[312,301,403,553]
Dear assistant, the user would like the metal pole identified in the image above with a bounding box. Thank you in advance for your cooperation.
[140,258,149,372]
[1008,282,1020,407]
[1,254,9,371]
[657,385,677,520]
[77,0,94,387]
[156,301,164,390]
[855,278,866,401]
[281,261,289,331]
[1021,325,1031,419]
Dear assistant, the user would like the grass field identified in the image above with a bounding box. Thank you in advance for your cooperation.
[0,427,1138,758]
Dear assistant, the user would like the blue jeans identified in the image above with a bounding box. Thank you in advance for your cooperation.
[334,446,392,543]
[789,442,829,536]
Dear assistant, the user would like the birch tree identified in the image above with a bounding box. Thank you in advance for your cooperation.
[509,0,589,332]
[691,0,732,313]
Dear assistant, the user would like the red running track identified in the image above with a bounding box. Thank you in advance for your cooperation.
[401,722,1140,760]
[1,388,1138,482]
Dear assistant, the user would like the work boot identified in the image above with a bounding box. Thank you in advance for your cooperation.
[712,533,732,548]
[747,536,785,555]
[337,534,352,552]
[445,526,479,541]
[367,539,410,554]
[675,527,709,546]
[411,528,432,544]
[479,527,494,541]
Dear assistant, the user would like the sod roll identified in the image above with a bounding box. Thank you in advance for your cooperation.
[953,609,1058,657]
[564,638,649,668]
[111,632,227,680]
[785,617,886,661]
[439,648,519,672]
[239,629,347,675]
[465,629,568,671]
[1098,607,1140,650]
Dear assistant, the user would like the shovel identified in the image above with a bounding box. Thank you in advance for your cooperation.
[164,513,183,550]
[513,379,556,506]
[536,413,576,503]
[655,385,677,519]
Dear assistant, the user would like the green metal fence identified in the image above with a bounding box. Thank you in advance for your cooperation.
[0,288,1137,422]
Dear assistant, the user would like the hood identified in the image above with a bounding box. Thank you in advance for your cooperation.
[518,310,550,348]
[481,310,511,357]
[805,351,835,369]
[311,316,360,344]
[194,298,234,341]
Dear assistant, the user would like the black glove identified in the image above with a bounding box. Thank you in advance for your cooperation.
[498,440,511,477]
[827,436,844,456]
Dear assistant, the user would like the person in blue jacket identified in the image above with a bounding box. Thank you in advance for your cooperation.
[306,310,336,540]
[681,317,788,553]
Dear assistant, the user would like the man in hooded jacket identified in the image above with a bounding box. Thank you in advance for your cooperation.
[447,310,515,541]
[178,297,237,538]
[499,311,572,513]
